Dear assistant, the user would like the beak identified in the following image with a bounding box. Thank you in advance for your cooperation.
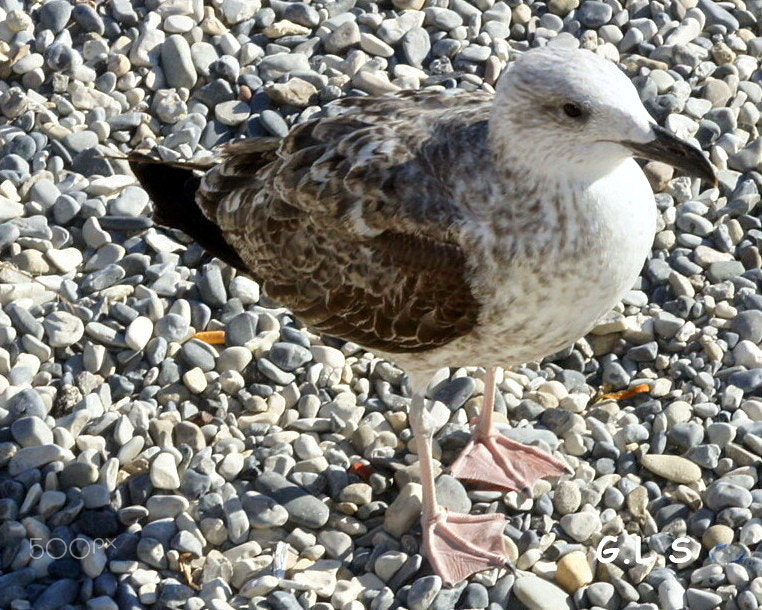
[623,124,717,186]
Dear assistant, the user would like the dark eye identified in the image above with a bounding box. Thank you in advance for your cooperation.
[563,103,583,118]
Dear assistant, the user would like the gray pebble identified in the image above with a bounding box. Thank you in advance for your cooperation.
[162,35,197,89]
[254,471,329,528]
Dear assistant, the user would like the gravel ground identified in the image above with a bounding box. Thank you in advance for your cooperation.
[2,0,762,609]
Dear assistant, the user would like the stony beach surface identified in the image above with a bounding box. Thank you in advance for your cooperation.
[1,0,762,608]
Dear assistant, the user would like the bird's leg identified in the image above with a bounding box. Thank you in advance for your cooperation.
[410,392,511,585]
[449,367,569,493]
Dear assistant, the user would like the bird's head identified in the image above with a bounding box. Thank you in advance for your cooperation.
[491,45,715,186]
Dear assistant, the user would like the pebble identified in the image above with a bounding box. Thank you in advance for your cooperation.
[577,1,613,27]
[254,471,329,528]
[9,445,73,476]
[555,551,593,592]
[125,316,153,351]
[162,35,197,89]
[513,575,571,610]
[641,454,702,483]
[43,311,85,347]
[553,480,581,515]
[151,452,181,490]
[384,483,422,537]
[407,575,442,610]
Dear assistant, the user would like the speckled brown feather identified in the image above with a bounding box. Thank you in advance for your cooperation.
[196,90,495,353]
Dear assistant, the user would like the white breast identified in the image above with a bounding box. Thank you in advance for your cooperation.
[419,159,656,371]
[387,159,656,379]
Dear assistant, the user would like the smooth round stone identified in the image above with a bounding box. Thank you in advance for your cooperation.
[227,312,259,345]
[254,471,329,528]
[432,376,476,410]
[659,578,686,610]
[513,575,570,610]
[30,579,79,610]
[171,530,203,556]
[53,195,82,224]
[219,452,244,480]
[59,461,99,488]
[577,1,613,27]
[82,484,111,508]
[72,4,104,32]
[553,481,581,515]
[339,483,373,506]
[374,550,408,582]
[407,575,442,610]
[10,416,53,447]
[7,389,48,420]
[162,35,197,89]
[217,346,252,372]
[461,583,489,609]
[125,316,153,351]
[0,224,21,250]
[555,550,593,592]
[46,248,83,273]
[142,518,178,546]
[164,15,195,33]
[559,512,599,542]
[6,134,36,160]
[728,369,762,393]
[401,27,430,68]
[732,310,762,344]
[310,345,345,368]
[146,495,190,519]
[434,474,470,513]
[110,186,149,216]
[669,422,704,448]
[586,582,618,608]
[137,537,167,569]
[686,588,724,610]
[258,110,288,138]
[215,101,250,126]
[39,490,67,517]
[241,493,289,528]
[155,313,190,342]
[173,422,206,451]
[267,591,302,610]
[257,359,295,385]
[39,0,73,32]
[42,310,84,350]
[268,342,312,371]
[151,452,181,489]
[706,481,753,510]
[48,557,82,580]
[703,524,734,549]
[318,529,352,561]
[229,276,260,303]
[641,454,702,484]
[180,339,217,372]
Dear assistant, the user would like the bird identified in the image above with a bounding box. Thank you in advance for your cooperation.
[129,45,715,586]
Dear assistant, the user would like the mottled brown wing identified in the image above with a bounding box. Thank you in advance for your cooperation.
[197,91,494,353]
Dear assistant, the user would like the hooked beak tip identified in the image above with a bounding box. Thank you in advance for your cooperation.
[624,125,716,187]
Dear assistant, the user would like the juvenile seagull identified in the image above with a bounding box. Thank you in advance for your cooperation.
[130,46,714,585]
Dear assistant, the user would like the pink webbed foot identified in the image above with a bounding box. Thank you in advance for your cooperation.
[423,510,511,586]
[448,367,569,492]
[449,431,569,492]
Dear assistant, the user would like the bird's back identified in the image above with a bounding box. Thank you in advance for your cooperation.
[133,90,497,354]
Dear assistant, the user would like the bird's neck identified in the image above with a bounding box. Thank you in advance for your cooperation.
[487,115,629,188]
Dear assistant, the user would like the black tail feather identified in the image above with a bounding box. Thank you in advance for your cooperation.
[128,153,249,272]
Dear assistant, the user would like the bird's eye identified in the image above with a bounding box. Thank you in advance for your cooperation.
[562,103,583,118]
